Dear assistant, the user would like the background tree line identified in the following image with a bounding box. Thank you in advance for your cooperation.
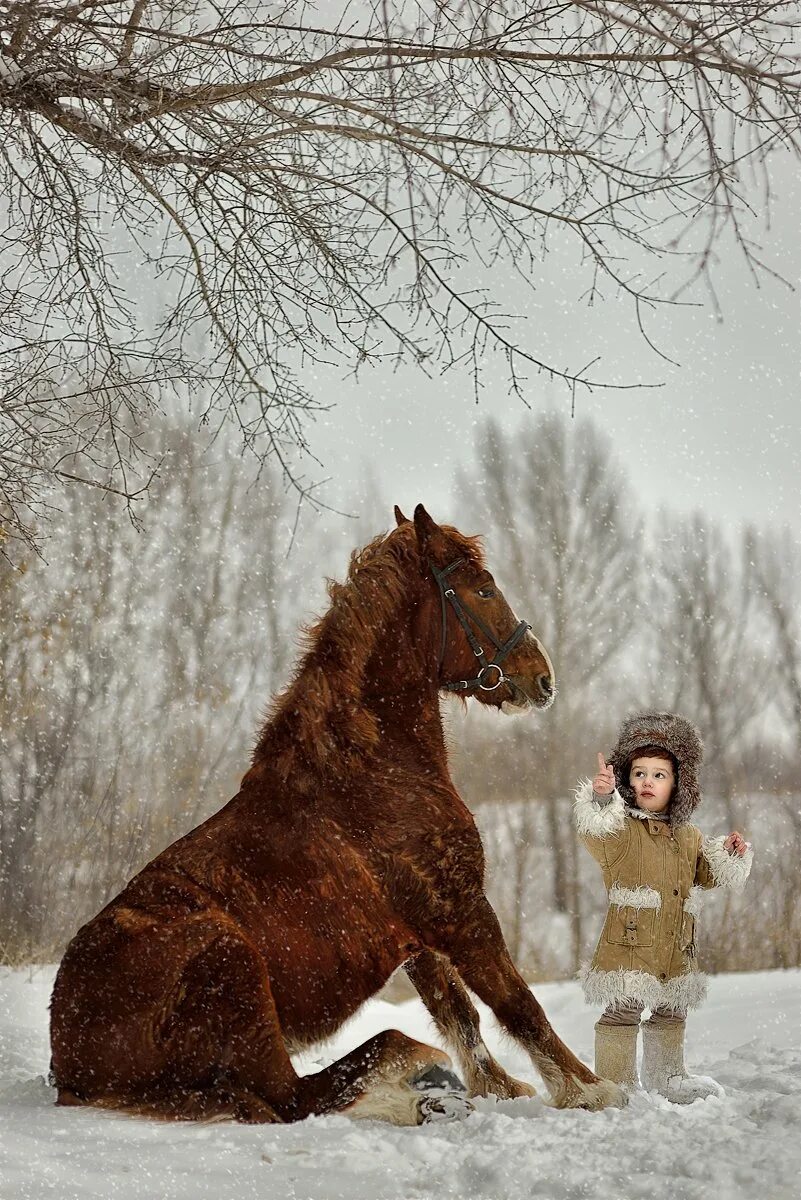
[1,409,799,977]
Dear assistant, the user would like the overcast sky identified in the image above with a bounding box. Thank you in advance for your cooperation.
[299,152,800,540]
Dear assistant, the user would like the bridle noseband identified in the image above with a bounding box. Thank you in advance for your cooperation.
[431,559,531,692]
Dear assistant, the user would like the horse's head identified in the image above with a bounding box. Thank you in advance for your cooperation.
[399,504,555,712]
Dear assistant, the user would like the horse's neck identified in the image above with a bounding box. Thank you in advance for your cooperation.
[363,685,451,773]
[254,585,445,778]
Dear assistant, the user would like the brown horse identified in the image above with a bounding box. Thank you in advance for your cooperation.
[50,505,622,1125]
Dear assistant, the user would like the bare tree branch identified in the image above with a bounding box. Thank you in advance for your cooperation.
[1,1,799,554]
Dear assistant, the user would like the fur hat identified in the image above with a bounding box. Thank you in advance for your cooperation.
[608,711,703,826]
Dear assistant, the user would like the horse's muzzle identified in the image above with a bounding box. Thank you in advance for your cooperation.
[503,674,555,712]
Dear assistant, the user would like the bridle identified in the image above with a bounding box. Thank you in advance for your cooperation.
[431,559,531,692]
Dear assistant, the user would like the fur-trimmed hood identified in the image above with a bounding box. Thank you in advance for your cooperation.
[608,711,703,827]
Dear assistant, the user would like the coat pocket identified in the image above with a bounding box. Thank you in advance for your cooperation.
[604,904,656,948]
[604,884,661,949]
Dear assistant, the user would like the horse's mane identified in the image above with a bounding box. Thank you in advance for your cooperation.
[251,522,484,779]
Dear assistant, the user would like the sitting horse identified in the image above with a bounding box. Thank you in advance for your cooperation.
[50,505,622,1124]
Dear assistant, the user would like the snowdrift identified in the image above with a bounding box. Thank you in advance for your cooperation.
[1,967,799,1200]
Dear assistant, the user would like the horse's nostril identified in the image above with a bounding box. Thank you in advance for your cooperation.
[538,674,553,697]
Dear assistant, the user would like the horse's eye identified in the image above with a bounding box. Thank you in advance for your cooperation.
[477,586,496,599]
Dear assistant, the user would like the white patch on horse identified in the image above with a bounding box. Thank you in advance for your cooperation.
[499,622,555,714]
[346,1082,423,1126]
[474,1041,491,1065]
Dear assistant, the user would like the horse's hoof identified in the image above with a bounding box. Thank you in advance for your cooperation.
[411,1064,467,1094]
[577,1078,628,1110]
[419,1092,474,1123]
[547,1076,628,1111]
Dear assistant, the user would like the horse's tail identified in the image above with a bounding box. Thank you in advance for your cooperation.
[55,1085,284,1124]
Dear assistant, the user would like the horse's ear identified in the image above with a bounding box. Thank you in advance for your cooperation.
[413,504,446,568]
[393,505,409,526]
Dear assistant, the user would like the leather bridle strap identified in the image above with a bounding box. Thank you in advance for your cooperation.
[431,559,531,692]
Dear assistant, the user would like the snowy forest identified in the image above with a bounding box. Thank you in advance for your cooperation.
[3,2,801,1194]
[2,408,799,978]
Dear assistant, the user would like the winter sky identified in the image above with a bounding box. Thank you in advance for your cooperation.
[300,151,800,536]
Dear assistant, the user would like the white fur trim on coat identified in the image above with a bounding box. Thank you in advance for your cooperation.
[701,835,754,891]
[573,779,626,838]
[579,964,708,1012]
[683,885,705,919]
[608,883,662,910]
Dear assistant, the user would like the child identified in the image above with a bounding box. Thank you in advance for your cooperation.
[573,711,752,1104]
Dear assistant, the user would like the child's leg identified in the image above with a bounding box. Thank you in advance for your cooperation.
[647,1006,686,1026]
[641,1008,722,1102]
[594,1003,643,1085]
[597,1002,645,1027]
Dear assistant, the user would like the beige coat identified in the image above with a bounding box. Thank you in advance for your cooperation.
[574,780,753,1011]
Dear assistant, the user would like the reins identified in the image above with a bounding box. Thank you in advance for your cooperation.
[431,559,531,692]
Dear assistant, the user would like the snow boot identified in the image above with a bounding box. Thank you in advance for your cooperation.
[640,1020,723,1104]
[594,1022,639,1087]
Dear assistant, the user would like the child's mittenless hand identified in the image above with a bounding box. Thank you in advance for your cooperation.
[724,831,749,857]
[592,752,616,796]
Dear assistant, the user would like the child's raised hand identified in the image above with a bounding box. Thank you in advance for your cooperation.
[724,831,749,857]
[593,752,616,796]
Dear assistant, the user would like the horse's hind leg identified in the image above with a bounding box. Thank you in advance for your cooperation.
[51,915,295,1122]
[294,1028,465,1125]
[154,922,299,1120]
[160,924,462,1125]
[405,950,536,1099]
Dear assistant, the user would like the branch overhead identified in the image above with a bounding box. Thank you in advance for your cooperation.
[1,1,799,555]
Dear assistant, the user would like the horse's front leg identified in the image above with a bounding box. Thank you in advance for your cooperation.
[404,950,535,1100]
[439,900,625,1110]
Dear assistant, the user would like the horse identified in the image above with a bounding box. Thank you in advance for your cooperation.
[50,504,622,1125]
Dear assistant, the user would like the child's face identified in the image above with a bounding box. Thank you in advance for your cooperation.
[629,756,675,813]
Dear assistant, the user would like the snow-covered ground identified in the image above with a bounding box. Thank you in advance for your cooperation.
[1,967,799,1200]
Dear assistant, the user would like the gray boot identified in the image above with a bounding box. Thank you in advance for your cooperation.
[640,1021,723,1104]
[594,1022,639,1087]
